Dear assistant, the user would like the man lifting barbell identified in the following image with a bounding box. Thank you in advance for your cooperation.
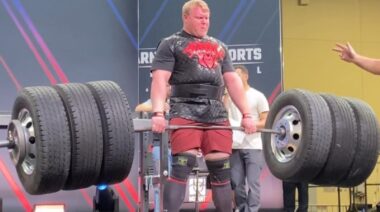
[150,1,256,211]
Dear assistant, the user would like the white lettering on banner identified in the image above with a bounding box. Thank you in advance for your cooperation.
[257,66,262,74]
[227,44,263,65]
[138,44,263,68]
[139,52,155,64]
[138,48,156,68]
[228,47,262,61]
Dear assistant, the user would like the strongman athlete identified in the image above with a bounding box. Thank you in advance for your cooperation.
[150,1,257,211]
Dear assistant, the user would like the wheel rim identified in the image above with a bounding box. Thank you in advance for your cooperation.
[270,105,302,163]
[15,108,36,175]
[8,120,27,166]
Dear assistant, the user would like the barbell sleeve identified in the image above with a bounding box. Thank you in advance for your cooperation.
[259,128,285,135]
[0,140,11,148]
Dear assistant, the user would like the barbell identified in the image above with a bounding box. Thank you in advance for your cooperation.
[2,126,282,148]
[0,81,379,195]
[0,122,284,157]
[133,118,285,135]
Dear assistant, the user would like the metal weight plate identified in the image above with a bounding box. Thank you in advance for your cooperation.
[7,120,27,166]
[54,83,103,190]
[11,86,71,194]
[86,81,135,185]
[311,94,357,185]
[337,98,380,187]
[262,89,333,182]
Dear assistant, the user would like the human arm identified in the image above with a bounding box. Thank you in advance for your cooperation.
[333,42,380,75]
[256,111,268,129]
[255,92,269,129]
[223,72,256,133]
[150,36,175,132]
[150,70,171,133]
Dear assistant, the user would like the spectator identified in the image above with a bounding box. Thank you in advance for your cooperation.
[282,181,308,212]
[333,42,380,75]
[225,65,269,212]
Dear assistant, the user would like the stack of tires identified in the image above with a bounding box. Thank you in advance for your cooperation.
[11,81,135,194]
[263,89,380,187]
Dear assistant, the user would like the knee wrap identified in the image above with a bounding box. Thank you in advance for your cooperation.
[206,157,231,185]
[170,153,196,182]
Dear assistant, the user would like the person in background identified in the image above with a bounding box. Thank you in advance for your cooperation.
[135,98,153,113]
[150,0,257,211]
[135,85,171,113]
[225,65,269,212]
[282,181,308,212]
[333,42,380,75]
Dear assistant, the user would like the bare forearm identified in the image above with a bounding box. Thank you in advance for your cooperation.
[151,71,170,112]
[255,119,266,129]
[256,112,268,129]
[151,83,167,112]
[224,73,250,115]
[353,55,380,75]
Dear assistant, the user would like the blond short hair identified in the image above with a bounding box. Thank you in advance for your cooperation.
[182,0,209,16]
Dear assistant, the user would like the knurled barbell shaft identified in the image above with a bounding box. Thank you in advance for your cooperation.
[132,119,284,135]
[167,125,284,135]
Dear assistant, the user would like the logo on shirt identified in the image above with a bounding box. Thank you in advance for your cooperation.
[183,41,225,69]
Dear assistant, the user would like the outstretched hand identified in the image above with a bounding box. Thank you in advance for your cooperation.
[333,42,357,63]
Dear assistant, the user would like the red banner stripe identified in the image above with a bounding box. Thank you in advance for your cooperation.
[199,190,212,210]
[268,82,282,105]
[2,0,57,85]
[114,184,134,211]
[0,157,32,212]
[122,178,138,203]
[0,56,22,90]
[79,189,93,208]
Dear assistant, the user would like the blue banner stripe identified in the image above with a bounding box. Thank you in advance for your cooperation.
[225,0,257,43]
[255,9,279,43]
[218,0,246,40]
[139,0,169,46]
[107,0,138,49]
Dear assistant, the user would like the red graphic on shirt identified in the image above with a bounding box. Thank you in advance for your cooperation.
[183,41,225,69]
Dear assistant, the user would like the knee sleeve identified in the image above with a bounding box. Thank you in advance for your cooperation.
[206,157,231,185]
[170,153,196,182]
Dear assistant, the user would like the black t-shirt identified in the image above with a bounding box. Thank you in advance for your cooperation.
[151,30,234,123]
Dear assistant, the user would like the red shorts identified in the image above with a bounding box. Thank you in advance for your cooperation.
[169,118,232,155]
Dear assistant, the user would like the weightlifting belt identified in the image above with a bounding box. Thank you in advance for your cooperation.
[171,84,224,101]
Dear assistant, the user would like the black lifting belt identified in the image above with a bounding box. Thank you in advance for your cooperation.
[171,84,224,101]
